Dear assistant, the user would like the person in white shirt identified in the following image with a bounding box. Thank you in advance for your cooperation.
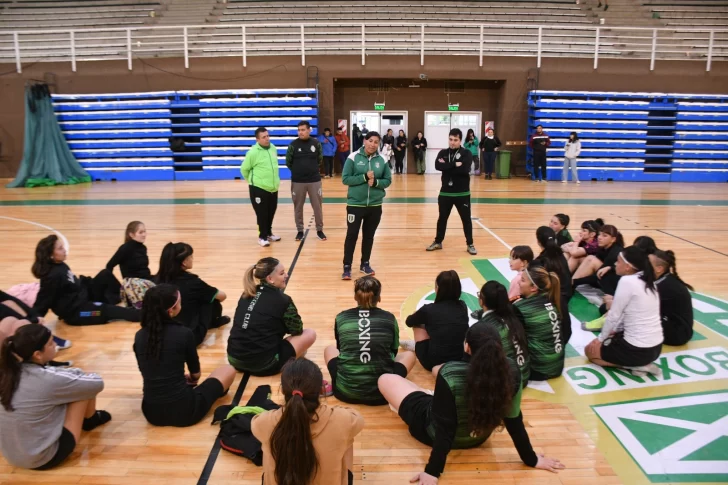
[561,132,581,184]
[585,246,663,375]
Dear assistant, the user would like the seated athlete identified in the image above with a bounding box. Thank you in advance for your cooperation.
[650,249,694,346]
[399,270,469,371]
[378,323,564,484]
[227,257,317,377]
[324,276,415,405]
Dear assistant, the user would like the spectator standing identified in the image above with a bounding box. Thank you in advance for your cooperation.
[411,131,428,175]
[394,130,407,175]
[479,128,502,180]
[335,127,350,175]
[464,129,480,176]
[562,132,581,184]
[529,124,551,183]
[318,128,338,179]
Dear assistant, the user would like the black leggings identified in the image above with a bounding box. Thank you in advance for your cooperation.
[343,205,382,267]
[483,152,497,175]
[435,195,473,245]
[63,301,141,326]
[394,150,406,174]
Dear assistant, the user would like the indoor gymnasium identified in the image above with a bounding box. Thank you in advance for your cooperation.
[0,1,727,484]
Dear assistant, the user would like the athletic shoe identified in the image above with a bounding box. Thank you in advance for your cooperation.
[360,263,375,276]
[467,245,477,255]
[562,180,567,184]
[320,379,333,397]
[317,231,327,241]
[470,309,483,320]
[211,316,231,329]
[48,360,73,367]
[474,170,480,176]
[626,363,661,378]
[295,231,304,241]
[53,336,72,350]
[582,314,606,332]
[342,265,352,280]
[258,238,270,247]
[426,241,442,251]
[399,339,416,352]
[576,181,581,185]
[82,410,112,431]
[267,234,281,242]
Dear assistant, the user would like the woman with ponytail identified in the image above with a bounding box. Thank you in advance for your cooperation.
[534,226,573,343]
[572,224,625,299]
[32,235,140,326]
[650,249,694,346]
[252,358,365,485]
[134,284,236,427]
[549,213,573,247]
[156,242,229,346]
[562,219,603,273]
[325,276,415,405]
[515,264,565,381]
[379,324,564,484]
[227,257,317,377]
[476,281,530,387]
[0,325,110,470]
[585,246,663,374]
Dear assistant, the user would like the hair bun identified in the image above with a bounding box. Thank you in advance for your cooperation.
[595,218,605,225]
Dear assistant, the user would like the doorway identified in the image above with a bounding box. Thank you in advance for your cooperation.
[350,110,409,171]
[424,111,482,174]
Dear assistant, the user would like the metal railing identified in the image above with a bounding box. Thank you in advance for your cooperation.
[0,22,725,73]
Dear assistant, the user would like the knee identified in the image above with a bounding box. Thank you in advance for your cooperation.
[303,328,317,343]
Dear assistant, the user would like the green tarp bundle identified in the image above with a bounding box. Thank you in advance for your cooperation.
[7,84,91,188]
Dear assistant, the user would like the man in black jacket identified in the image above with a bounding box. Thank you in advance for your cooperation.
[426,128,477,255]
[286,121,326,241]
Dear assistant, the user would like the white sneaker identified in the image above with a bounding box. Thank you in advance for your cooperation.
[258,238,271,247]
[562,180,567,184]
[626,363,662,377]
[267,234,281,242]
[576,181,581,184]
[399,339,416,352]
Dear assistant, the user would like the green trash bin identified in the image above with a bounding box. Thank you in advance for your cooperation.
[495,150,511,179]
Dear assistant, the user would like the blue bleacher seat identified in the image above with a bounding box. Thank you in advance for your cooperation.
[52,88,318,181]
[529,90,728,182]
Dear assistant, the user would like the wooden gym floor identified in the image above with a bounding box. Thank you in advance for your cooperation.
[1,176,727,485]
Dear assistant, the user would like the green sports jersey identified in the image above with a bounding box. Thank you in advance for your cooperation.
[334,307,399,403]
[514,293,565,379]
[476,312,530,386]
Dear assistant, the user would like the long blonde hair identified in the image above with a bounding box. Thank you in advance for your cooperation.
[242,257,280,298]
[524,265,562,316]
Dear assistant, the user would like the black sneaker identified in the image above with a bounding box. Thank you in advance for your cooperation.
[317,231,327,241]
[360,263,375,276]
[295,231,304,241]
[211,316,231,329]
[470,309,484,320]
[83,410,112,431]
[342,265,352,280]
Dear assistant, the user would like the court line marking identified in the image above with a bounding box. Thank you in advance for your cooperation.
[0,216,70,254]
[657,229,728,258]
[197,219,311,484]
[473,219,512,251]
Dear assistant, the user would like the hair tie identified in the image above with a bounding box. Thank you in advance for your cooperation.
[548,236,554,240]
[168,292,181,312]
[291,390,303,398]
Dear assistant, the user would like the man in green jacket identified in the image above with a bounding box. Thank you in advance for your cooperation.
[241,127,281,247]
[341,131,392,280]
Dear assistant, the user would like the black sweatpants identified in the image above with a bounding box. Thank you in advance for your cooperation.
[483,152,497,176]
[394,151,405,174]
[533,151,547,181]
[323,156,334,177]
[343,206,382,267]
[63,302,141,326]
[435,195,473,245]
[249,185,278,240]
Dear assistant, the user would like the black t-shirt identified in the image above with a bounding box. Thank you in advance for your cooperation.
[406,300,469,366]
[33,263,89,319]
[134,322,200,404]
[227,283,303,363]
[169,272,219,332]
[597,244,624,269]
[106,240,152,280]
[656,273,694,345]
[534,251,573,299]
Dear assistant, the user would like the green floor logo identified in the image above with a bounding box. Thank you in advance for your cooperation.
[593,390,728,483]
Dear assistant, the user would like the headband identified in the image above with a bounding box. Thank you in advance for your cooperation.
[525,268,543,291]
[619,252,637,270]
[291,390,303,398]
[168,292,181,311]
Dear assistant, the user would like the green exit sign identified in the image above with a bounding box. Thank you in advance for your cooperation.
[374,103,385,111]
[448,104,459,111]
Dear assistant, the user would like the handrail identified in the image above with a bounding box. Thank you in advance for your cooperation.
[0,21,725,74]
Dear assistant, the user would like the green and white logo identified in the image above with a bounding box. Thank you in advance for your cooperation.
[564,347,728,395]
[593,390,728,482]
